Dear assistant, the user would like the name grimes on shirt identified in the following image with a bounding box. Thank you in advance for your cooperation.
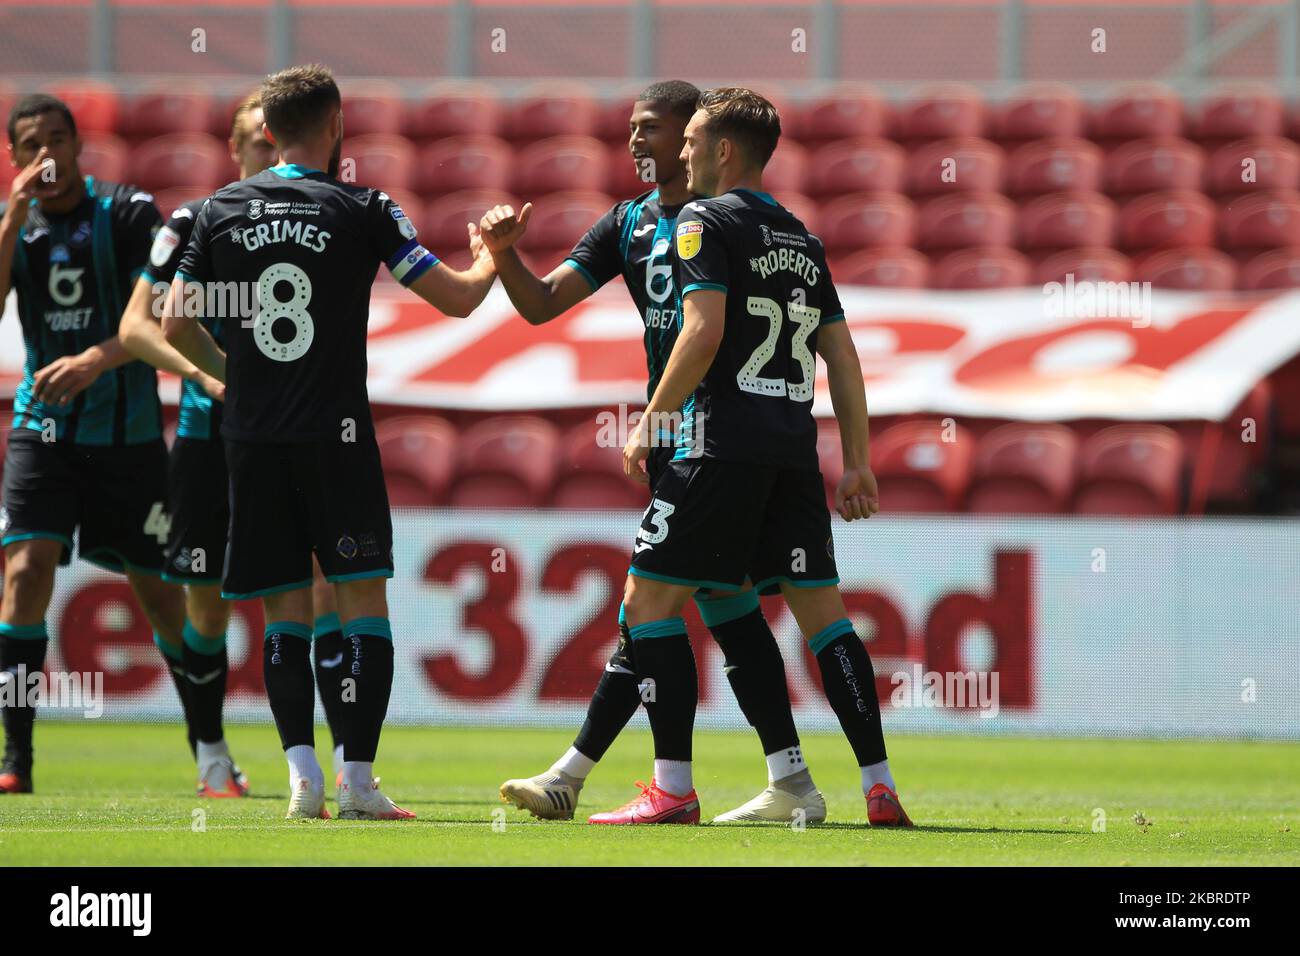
[749,246,821,285]
[232,218,331,253]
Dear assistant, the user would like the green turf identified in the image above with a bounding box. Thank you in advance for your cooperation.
[0,722,1295,865]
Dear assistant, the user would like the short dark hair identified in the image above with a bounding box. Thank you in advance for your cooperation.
[230,91,262,149]
[697,87,781,168]
[259,64,340,146]
[636,80,700,122]
[7,93,77,145]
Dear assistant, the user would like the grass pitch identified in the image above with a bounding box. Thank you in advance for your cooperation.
[0,722,1295,866]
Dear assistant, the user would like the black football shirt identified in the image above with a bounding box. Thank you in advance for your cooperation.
[176,164,438,443]
[672,188,845,471]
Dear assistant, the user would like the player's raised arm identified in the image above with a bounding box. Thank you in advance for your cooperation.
[404,222,496,317]
[0,147,59,305]
[817,317,879,521]
[162,200,227,383]
[120,276,225,402]
[478,202,598,325]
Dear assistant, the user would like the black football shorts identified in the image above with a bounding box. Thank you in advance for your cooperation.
[163,436,229,584]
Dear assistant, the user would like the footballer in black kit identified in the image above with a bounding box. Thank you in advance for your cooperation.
[164,64,496,820]
[615,87,914,828]
[629,187,843,593]
[0,93,196,794]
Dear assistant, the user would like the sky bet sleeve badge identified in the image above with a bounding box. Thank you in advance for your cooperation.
[676,219,703,260]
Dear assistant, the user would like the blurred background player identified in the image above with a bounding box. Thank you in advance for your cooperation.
[163,64,497,820]
[609,87,911,827]
[485,81,826,826]
[119,92,351,797]
[0,94,193,793]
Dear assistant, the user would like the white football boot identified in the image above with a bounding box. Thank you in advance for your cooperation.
[712,783,827,824]
[337,776,416,820]
[285,777,330,819]
[499,769,584,820]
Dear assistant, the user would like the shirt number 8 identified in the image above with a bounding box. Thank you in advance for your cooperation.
[254,263,314,362]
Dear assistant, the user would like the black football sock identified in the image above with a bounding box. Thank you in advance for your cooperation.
[699,592,803,761]
[572,607,642,762]
[339,618,394,763]
[181,621,228,746]
[311,613,346,750]
[263,622,315,751]
[808,618,888,767]
[630,617,697,763]
[0,622,49,772]
[155,632,198,757]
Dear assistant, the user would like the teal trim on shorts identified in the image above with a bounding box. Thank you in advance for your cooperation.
[182,620,227,655]
[314,612,343,637]
[344,616,392,641]
[628,616,687,641]
[627,566,745,593]
[695,589,760,628]
[221,578,312,601]
[751,574,840,594]
[0,621,49,640]
[161,571,222,585]
[807,618,856,656]
[2,532,74,552]
[80,547,164,577]
[153,631,184,663]
[324,569,394,584]
[264,620,312,642]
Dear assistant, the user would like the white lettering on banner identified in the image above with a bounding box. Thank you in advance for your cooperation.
[22,511,1300,740]
[4,286,1299,418]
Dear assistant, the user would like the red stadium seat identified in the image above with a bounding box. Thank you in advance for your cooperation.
[1175,381,1273,509]
[1103,138,1205,197]
[505,87,599,141]
[151,188,211,220]
[776,193,820,234]
[1133,248,1237,291]
[871,419,975,512]
[1205,137,1300,196]
[1074,425,1184,515]
[1034,247,1133,285]
[816,192,917,249]
[895,85,986,142]
[1218,190,1300,250]
[1090,86,1184,142]
[123,88,214,138]
[414,135,513,197]
[423,189,520,251]
[595,93,641,144]
[916,192,1017,251]
[338,82,404,136]
[1239,247,1300,290]
[512,136,609,197]
[798,87,891,144]
[968,423,1079,513]
[77,134,130,185]
[1017,191,1117,251]
[992,85,1086,142]
[44,82,120,135]
[605,141,654,198]
[551,420,648,509]
[129,133,229,193]
[375,415,458,506]
[764,141,808,195]
[341,134,415,191]
[449,416,561,508]
[1116,190,1217,251]
[1189,88,1285,143]
[406,85,502,140]
[905,138,1004,197]
[931,247,1033,289]
[832,247,930,288]
[1270,354,1300,439]
[806,138,906,197]
[517,191,614,251]
[1005,138,1103,197]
